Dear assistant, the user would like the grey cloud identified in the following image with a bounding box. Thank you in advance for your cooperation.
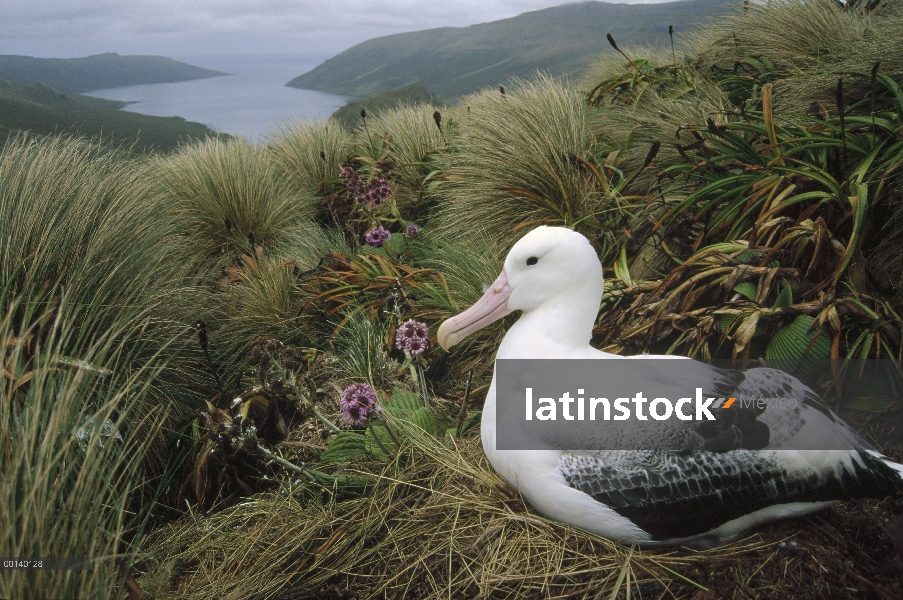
[1,0,661,58]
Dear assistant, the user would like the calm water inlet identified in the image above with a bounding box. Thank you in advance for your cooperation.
[85,55,351,142]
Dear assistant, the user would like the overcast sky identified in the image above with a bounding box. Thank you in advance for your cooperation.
[1,0,673,65]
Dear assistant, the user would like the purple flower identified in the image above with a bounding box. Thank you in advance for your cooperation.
[342,403,368,425]
[405,224,420,237]
[394,319,431,356]
[364,226,391,248]
[339,166,364,201]
[406,336,430,355]
[340,383,377,425]
[361,178,393,208]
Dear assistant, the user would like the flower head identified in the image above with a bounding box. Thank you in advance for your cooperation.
[406,336,430,355]
[361,177,393,208]
[364,226,391,248]
[394,319,430,356]
[339,166,364,201]
[340,383,377,425]
[405,223,420,237]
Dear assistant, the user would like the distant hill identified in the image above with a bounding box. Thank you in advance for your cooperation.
[0,77,223,153]
[331,83,444,130]
[287,0,736,102]
[0,53,226,94]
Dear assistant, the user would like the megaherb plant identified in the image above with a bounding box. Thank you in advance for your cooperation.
[593,71,903,410]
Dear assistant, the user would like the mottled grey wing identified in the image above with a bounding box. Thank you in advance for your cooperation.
[559,449,899,540]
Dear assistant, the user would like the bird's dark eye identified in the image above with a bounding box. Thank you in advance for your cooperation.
[526,256,539,266]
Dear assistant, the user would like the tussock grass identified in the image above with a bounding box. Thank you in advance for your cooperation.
[1,296,171,600]
[591,70,729,173]
[212,223,345,363]
[0,135,191,599]
[0,135,186,327]
[155,137,319,272]
[437,75,601,247]
[582,45,679,95]
[411,228,508,378]
[0,134,204,465]
[331,308,401,389]
[351,104,445,208]
[689,0,903,110]
[267,118,350,195]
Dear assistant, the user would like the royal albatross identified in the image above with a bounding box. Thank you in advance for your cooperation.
[437,226,903,548]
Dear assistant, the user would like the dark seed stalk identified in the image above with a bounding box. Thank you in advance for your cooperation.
[607,33,636,69]
[668,25,675,63]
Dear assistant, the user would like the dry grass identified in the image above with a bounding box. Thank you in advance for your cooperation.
[134,424,699,599]
[134,414,903,599]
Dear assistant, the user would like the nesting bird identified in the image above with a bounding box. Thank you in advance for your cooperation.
[438,226,903,547]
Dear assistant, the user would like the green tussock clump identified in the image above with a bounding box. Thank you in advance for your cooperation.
[352,103,446,211]
[330,308,401,389]
[582,44,731,172]
[267,118,350,195]
[689,0,903,110]
[0,134,205,427]
[212,223,343,366]
[155,136,320,272]
[0,135,191,599]
[0,135,186,326]
[330,82,444,130]
[437,75,601,249]
[410,228,507,378]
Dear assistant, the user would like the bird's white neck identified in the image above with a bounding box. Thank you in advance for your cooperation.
[498,283,602,360]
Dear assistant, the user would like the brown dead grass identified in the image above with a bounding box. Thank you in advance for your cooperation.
[133,408,903,599]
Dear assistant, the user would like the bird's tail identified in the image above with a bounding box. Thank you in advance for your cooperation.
[866,450,903,491]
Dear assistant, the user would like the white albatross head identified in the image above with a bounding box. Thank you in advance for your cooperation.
[437,226,604,350]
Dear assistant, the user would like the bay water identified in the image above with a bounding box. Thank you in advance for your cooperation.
[85,54,351,142]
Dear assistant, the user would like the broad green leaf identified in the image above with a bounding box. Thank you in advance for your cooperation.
[320,432,368,464]
[732,281,757,301]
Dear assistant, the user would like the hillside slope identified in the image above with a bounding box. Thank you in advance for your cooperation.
[287,0,735,101]
[0,53,226,94]
[0,78,223,153]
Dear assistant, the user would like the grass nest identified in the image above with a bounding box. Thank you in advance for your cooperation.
[133,411,903,599]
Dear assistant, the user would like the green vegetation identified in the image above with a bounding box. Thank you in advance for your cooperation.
[0,53,225,94]
[3,2,903,599]
[330,83,444,130]
[0,77,224,153]
[287,0,735,101]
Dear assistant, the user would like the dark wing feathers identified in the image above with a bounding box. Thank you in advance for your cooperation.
[560,450,900,540]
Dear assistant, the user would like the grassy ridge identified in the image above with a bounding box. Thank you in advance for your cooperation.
[330,83,444,130]
[287,0,735,101]
[0,77,223,153]
[0,53,225,94]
